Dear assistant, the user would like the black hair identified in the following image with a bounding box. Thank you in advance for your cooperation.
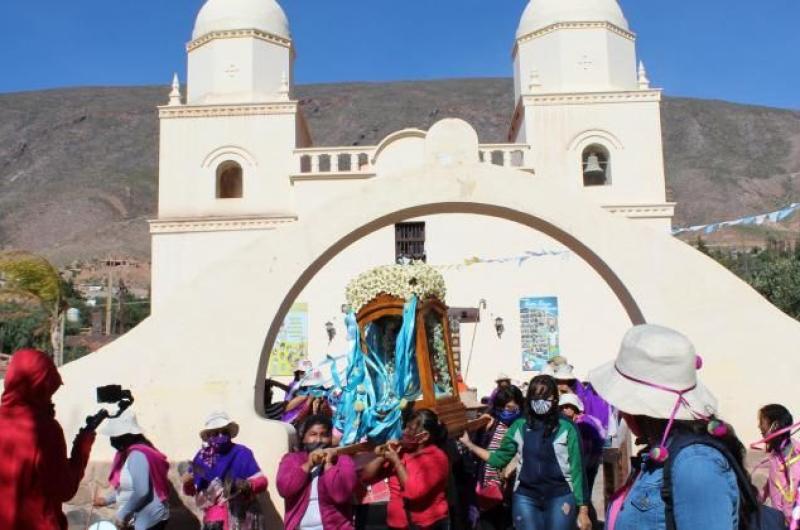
[525,375,560,434]
[407,408,448,447]
[299,414,333,441]
[492,385,524,412]
[110,433,152,451]
[759,403,793,453]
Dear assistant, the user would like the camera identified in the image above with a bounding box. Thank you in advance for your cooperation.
[96,385,133,405]
[83,385,135,432]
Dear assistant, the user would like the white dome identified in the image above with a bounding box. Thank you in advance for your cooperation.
[192,0,291,41]
[517,0,629,38]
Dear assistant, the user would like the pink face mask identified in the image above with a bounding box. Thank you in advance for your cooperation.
[750,422,800,452]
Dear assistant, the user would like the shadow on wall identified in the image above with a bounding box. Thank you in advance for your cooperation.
[65,462,283,530]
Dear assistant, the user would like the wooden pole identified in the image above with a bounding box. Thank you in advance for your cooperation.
[105,266,113,336]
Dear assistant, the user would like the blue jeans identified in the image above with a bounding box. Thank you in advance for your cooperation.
[512,492,576,530]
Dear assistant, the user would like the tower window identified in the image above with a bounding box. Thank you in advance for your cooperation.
[395,222,426,263]
[582,145,610,187]
[216,161,243,199]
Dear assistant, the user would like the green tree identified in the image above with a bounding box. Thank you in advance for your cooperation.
[0,251,65,355]
[749,255,800,319]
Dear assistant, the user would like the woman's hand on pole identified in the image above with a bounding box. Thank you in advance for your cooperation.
[577,506,591,530]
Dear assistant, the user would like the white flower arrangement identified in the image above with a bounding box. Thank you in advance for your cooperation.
[345,261,447,312]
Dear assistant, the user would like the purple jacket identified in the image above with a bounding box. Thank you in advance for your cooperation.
[276,451,357,530]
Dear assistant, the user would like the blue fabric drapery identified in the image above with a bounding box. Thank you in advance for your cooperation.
[334,296,420,445]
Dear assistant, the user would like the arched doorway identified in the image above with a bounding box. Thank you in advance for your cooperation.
[254,201,646,411]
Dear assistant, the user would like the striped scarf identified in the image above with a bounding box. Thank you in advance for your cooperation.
[481,422,509,487]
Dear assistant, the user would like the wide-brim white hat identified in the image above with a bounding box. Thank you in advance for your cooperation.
[553,363,577,381]
[495,372,511,382]
[588,324,718,421]
[89,522,118,530]
[100,409,143,437]
[540,364,556,377]
[200,411,240,440]
[559,392,584,413]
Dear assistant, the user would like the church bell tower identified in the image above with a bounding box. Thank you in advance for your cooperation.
[510,0,674,230]
[151,0,307,309]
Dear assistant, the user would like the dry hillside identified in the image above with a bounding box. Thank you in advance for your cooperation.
[1,79,799,264]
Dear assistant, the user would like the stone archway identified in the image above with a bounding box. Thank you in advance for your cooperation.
[253,201,647,411]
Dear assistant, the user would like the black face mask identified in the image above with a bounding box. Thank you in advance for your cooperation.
[110,437,127,452]
[303,441,328,453]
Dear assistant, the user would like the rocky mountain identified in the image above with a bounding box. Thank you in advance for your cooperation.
[1,79,798,264]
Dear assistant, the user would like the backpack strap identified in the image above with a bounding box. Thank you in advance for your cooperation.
[661,433,759,530]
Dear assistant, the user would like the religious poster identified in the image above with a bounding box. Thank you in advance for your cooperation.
[267,302,309,376]
[519,296,560,371]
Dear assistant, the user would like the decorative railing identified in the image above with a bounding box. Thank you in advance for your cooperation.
[292,143,532,179]
[293,147,376,179]
[478,144,531,169]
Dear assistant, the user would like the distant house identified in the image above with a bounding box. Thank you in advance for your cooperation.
[0,354,11,380]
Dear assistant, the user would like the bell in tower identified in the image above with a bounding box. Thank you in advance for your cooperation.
[582,149,608,186]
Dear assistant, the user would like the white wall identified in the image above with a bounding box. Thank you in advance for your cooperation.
[292,214,631,399]
[525,97,668,207]
[151,228,281,310]
[158,112,297,218]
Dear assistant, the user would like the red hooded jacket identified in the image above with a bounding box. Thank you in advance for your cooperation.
[0,349,95,530]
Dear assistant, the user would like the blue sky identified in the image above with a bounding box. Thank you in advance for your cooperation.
[0,0,797,109]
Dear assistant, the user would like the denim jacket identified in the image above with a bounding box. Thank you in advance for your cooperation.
[613,444,740,530]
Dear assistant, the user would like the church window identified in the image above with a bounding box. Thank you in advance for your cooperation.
[490,150,504,166]
[395,222,426,263]
[216,161,243,199]
[319,154,332,172]
[300,155,312,173]
[582,145,610,186]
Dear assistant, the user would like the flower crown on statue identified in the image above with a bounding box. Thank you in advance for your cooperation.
[345,261,446,313]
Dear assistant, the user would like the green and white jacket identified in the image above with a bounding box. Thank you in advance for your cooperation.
[486,417,588,506]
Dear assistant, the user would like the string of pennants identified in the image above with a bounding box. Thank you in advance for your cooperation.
[433,249,571,270]
[671,202,800,236]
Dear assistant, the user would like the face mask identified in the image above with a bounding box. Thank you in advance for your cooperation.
[208,433,232,453]
[401,432,423,451]
[531,399,553,416]
[497,409,521,425]
[303,441,328,453]
[110,437,126,452]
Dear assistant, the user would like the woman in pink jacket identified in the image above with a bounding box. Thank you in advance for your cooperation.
[277,415,358,530]
[758,404,800,526]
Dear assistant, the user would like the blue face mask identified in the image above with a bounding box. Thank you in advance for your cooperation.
[497,409,521,425]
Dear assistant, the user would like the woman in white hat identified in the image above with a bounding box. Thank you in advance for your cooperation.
[180,411,267,530]
[558,392,605,524]
[93,410,170,530]
[589,324,760,530]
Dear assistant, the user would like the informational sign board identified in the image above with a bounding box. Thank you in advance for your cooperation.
[267,302,309,376]
[519,296,560,371]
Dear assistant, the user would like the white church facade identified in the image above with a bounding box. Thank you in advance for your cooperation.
[51,0,800,517]
[151,0,674,390]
